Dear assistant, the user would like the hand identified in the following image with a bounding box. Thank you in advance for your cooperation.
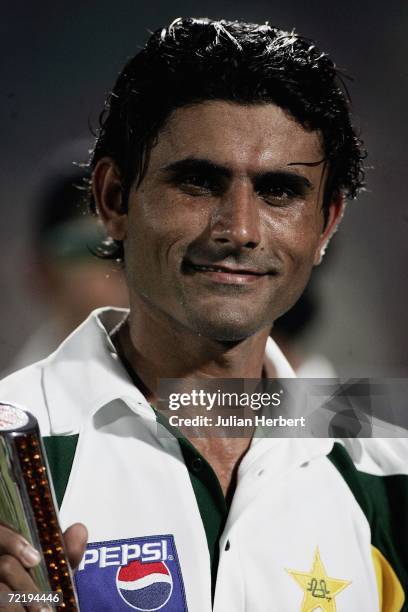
[0,522,87,611]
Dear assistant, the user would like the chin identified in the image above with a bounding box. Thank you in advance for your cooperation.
[186,310,267,343]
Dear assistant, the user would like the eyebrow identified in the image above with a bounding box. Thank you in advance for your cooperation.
[160,156,313,189]
[160,157,232,179]
[287,158,327,167]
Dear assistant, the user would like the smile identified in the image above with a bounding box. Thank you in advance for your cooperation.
[184,261,270,285]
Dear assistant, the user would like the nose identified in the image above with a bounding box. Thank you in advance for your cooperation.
[210,181,261,249]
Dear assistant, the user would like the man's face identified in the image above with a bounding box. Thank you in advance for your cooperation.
[121,101,336,342]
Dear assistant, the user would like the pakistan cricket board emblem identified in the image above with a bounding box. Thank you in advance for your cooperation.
[287,548,351,611]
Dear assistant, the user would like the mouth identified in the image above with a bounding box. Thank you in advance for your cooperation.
[183,260,271,285]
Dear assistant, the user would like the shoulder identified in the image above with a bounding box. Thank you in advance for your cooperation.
[0,361,51,432]
[0,307,132,436]
[328,439,408,524]
[329,440,408,602]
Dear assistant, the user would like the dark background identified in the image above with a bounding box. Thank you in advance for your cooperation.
[1,1,407,375]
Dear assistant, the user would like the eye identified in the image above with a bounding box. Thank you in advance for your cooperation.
[258,186,296,205]
[179,174,220,194]
[254,173,310,206]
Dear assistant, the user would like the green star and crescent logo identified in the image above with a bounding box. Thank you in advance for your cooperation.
[287,548,351,612]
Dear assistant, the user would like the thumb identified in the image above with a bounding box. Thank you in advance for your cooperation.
[63,522,88,571]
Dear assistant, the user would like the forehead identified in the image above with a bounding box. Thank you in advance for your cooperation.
[153,101,324,172]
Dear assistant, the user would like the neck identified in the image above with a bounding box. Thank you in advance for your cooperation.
[112,296,275,498]
[113,295,272,402]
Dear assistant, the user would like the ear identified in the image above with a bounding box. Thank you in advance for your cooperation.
[313,194,345,266]
[92,158,128,241]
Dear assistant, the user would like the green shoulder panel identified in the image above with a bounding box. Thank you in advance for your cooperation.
[43,435,79,508]
[328,441,408,608]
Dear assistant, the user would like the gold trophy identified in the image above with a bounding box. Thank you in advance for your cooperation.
[0,403,79,610]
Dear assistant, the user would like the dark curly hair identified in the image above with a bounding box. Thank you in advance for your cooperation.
[89,17,366,260]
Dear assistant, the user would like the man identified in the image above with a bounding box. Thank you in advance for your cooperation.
[0,17,406,612]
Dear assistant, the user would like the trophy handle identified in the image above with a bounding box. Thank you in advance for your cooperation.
[0,403,79,610]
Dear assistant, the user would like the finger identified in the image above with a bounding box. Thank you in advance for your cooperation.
[0,525,51,611]
[0,583,51,612]
[0,555,39,594]
[0,526,40,569]
[0,558,51,610]
[63,523,88,570]
[0,581,24,611]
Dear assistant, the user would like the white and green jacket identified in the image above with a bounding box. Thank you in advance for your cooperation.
[0,308,406,612]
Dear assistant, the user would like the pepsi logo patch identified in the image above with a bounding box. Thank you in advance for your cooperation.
[75,535,188,611]
[117,560,172,609]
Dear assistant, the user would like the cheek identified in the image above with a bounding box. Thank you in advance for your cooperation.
[264,218,322,319]
[124,190,207,276]
[264,207,323,269]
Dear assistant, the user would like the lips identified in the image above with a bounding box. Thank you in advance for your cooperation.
[183,259,271,285]
[189,262,266,275]
[186,261,268,276]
